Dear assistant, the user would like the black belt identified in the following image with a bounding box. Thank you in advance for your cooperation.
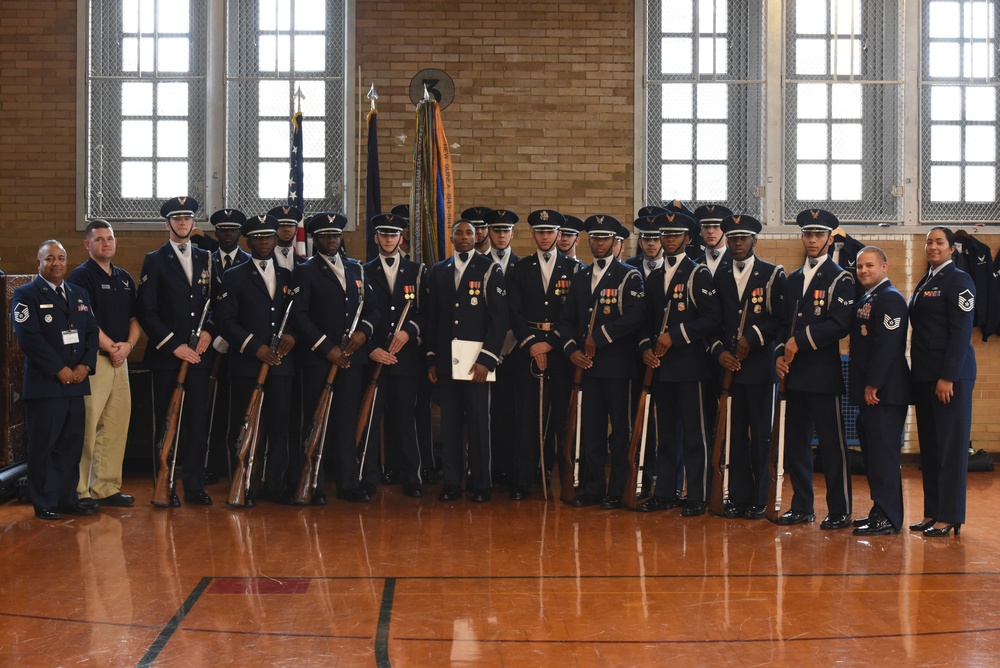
[98,350,110,357]
[528,321,554,331]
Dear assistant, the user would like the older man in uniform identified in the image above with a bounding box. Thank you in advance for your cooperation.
[558,215,645,509]
[69,221,139,508]
[14,240,100,520]
[360,213,427,497]
[708,214,785,519]
[505,209,577,500]
[137,196,217,506]
[849,247,910,535]
[426,219,509,503]
[774,209,855,529]
[637,210,721,516]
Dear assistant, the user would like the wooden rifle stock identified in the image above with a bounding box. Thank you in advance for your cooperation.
[559,297,601,503]
[624,304,671,509]
[708,301,749,516]
[766,302,799,522]
[151,362,190,507]
[294,364,339,504]
[227,363,271,506]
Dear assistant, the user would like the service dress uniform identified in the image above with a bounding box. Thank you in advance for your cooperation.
[694,204,734,279]
[293,213,380,501]
[910,258,976,528]
[426,243,509,501]
[849,275,910,533]
[637,211,722,516]
[506,209,578,499]
[359,213,428,496]
[557,215,645,507]
[214,214,298,502]
[269,205,308,273]
[68,255,137,504]
[13,273,99,518]
[707,215,785,518]
[136,196,218,503]
[775,209,855,527]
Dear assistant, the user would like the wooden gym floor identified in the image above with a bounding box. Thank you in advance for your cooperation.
[0,467,998,667]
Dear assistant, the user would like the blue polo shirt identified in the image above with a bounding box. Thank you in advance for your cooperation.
[68,258,137,343]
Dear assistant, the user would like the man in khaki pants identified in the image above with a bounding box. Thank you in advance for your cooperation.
[69,220,139,507]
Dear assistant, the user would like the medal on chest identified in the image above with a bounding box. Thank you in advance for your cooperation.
[600,288,618,314]
[672,283,686,311]
[751,287,764,314]
[813,288,825,315]
[468,280,481,305]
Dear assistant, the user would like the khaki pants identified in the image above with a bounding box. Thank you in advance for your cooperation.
[78,355,132,499]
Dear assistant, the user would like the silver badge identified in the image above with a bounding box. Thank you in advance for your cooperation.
[44,314,53,323]
[471,296,478,306]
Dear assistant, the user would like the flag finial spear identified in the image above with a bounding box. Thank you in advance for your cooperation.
[367,82,378,111]
[294,86,306,114]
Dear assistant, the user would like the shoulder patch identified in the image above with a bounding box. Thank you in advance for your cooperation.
[13,302,29,323]
[883,314,901,330]
[958,289,975,312]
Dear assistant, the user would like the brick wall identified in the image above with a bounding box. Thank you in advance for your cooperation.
[0,0,997,452]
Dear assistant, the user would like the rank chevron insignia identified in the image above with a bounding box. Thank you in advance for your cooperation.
[958,289,975,312]
[883,314,901,330]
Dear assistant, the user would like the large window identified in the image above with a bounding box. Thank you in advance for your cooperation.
[83,0,348,222]
[783,0,903,223]
[921,0,1000,222]
[643,0,765,215]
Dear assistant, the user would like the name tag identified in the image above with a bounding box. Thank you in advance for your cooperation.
[40,303,53,309]
[101,283,112,290]
[62,329,79,345]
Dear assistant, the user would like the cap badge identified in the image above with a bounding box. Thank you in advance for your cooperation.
[283,207,292,215]
[810,209,821,219]
[733,215,742,225]
[665,213,675,223]
[596,216,604,224]
[178,197,187,205]
[540,211,549,221]
[224,209,232,216]
[327,215,336,223]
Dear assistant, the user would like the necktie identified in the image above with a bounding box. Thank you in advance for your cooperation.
[222,255,231,270]
[497,250,505,259]
[543,252,551,261]
[667,256,677,267]
[647,261,656,271]
[178,243,187,254]
[711,250,719,260]
[596,258,606,269]
[282,248,290,257]
[56,285,67,304]
[736,261,746,271]
[329,254,337,265]
[259,260,267,271]
[385,256,395,267]
[459,252,469,262]
[808,258,818,268]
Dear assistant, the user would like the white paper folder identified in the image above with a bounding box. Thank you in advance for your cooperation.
[451,339,497,382]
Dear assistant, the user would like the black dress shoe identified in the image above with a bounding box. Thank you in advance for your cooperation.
[923,522,962,537]
[438,486,462,502]
[774,510,815,525]
[35,508,62,520]
[853,516,899,536]
[852,517,871,527]
[78,497,100,511]
[422,468,439,485]
[571,493,601,508]
[820,514,852,530]
[338,488,371,503]
[635,496,680,513]
[360,483,377,498]
[723,503,747,519]
[184,491,213,506]
[745,505,766,520]
[909,518,935,532]
[381,469,399,485]
[509,485,528,501]
[169,492,181,508]
[471,488,492,503]
[97,492,135,507]
[600,496,624,510]
[60,503,98,516]
[682,501,707,517]
[311,490,327,506]
[403,484,423,498]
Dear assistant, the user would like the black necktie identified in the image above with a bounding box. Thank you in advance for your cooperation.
[710,250,719,260]
[178,243,187,254]
[56,285,67,304]
[736,261,746,271]
[222,255,231,270]
[459,252,469,263]
[385,256,395,267]
[543,252,551,261]
[596,258,606,270]
[667,256,677,267]
[259,260,267,271]
[497,250,505,259]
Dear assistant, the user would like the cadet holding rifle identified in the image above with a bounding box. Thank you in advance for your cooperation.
[137,196,217,506]
[293,213,379,504]
[215,214,297,505]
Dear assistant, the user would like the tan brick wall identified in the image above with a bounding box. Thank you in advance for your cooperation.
[1,0,998,453]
